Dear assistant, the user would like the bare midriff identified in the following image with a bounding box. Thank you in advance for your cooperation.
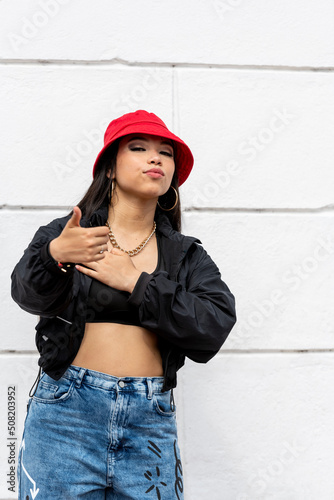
[71,323,163,377]
[71,235,163,378]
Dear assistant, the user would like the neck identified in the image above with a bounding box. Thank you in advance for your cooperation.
[107,196,157,235]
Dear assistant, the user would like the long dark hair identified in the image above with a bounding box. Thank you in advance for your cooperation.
[75,139,182,232]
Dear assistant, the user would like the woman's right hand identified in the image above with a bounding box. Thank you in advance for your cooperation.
[49,206,109,264]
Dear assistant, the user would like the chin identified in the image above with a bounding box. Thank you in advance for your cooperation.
[142,186,166,199]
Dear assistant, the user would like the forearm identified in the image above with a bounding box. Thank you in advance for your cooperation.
[11,238,74,317]
[129,271,236,356]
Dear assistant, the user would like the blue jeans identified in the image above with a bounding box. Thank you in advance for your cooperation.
[17,365,184,499]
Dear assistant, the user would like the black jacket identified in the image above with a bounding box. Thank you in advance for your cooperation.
[11,202,236,391]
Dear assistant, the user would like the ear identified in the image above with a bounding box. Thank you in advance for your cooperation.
[106,169,111,178]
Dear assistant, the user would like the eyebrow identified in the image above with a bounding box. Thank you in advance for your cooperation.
[126,136,173,147]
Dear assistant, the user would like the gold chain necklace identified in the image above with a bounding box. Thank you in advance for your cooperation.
[105,220,156,256]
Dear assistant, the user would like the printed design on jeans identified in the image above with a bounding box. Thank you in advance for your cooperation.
[20,439,40,499]
[174,440,183,500]
[145,440,167,498]
[147,440,162,459]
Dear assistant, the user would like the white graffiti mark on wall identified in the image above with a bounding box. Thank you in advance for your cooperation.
[21,439,40,499]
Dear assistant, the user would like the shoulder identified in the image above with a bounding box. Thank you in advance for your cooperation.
[34,214,71,237]
[26,213,74,249]
[156,212,201,246]
[156,213,218,276]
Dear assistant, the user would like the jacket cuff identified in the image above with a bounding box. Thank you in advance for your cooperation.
[40,241,75,277]
[128,272,154,308]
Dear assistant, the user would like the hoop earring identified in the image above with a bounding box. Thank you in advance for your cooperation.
[108,178,115,203]
[157,186,178,211]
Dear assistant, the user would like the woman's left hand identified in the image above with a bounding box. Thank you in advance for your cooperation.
[75,248,142,293]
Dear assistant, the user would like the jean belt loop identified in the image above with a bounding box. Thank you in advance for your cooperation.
[75,368,86,388]
[147,379,153,400]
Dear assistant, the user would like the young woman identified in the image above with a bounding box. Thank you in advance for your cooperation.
[12,109,236,499]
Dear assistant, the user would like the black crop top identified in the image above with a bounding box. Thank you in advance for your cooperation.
[85,233,164,325]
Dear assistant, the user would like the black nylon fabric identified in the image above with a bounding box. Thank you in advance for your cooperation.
[11,202,236,391]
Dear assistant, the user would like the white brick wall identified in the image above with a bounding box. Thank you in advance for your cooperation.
[1,1,333,498]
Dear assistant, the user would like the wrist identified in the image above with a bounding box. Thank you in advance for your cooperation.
[48,239,75,274]
[49,238,63,262]
[126,269,142,294]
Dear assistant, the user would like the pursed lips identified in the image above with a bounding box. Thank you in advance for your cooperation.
[144,168,164,178]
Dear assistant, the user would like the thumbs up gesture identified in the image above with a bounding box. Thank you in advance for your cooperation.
[49,206,109,264]
[67,205,82,228]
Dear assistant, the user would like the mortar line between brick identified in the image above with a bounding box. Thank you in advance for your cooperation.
[217,349,334,355]
[1,349,333,356]
[1,205,334,214]
[0,59,334,73]
[172,66,175,130]
[0,351,38,355]
[184,206,334,213]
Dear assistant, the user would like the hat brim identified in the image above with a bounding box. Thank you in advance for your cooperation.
[92,122,193,186]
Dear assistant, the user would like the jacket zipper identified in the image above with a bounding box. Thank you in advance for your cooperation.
[56,316,72,325]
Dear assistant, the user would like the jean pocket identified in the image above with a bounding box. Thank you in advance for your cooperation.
[33,374,75,404]
[153,391,176,417]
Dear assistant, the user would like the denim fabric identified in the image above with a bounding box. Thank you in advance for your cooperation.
[17,365,184,499]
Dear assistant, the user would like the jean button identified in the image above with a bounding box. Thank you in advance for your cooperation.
[118,380,125,388]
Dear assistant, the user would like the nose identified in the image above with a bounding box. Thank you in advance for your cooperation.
[148,150,162,165]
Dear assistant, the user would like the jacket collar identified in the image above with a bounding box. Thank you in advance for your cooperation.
[155,211,201,280]
[85,199,109,228]
[85,200,200,279]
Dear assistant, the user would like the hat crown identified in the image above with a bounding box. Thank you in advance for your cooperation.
[104,110,167,145]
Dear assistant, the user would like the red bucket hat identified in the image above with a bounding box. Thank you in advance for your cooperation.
[92,110,194,186]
